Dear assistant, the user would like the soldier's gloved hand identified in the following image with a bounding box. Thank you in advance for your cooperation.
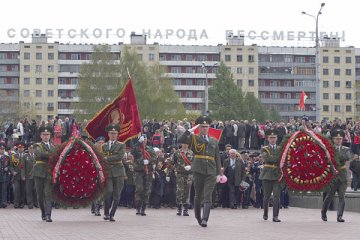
[184,165,191,171]
[216,175,221,183]
[166,176,170,182]
[138,136,145,143]
[143,159,149,165]
[188,124,200,133]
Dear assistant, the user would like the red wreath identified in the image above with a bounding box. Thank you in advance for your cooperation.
[280,129,338,192]
[49,138,107,206]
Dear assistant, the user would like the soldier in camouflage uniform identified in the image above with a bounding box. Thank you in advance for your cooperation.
[102,124,126,222]
[178,116,221,227]
[259,129,281,222]
[10,142,26,208]
[172,143,193,216]
[321,129,353,222]
[0,142,10,208]
[131,135,157,216]
[33,126,55,222]
[91,136,105,216]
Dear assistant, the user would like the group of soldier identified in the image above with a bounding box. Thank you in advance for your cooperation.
[0,115,354,226]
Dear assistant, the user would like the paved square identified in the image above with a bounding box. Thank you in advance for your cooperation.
[0,207,359,240]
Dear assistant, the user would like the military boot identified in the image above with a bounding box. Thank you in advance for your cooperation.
[337,201,345,222]
[95,203,101,216]
[103,198,111,220]
[109,200,119,222]
[140,203,147,216]
[194,202,202,225]
[45,202,53,222]
[200,203,211,227]
[183,204,189,216]
[272,203,281,222]
[263,202,269,220]
[176,204,182,216]
[91,202,95,214]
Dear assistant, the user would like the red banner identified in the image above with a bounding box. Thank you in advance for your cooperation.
[85,79,142,142]
[194,127,222,142]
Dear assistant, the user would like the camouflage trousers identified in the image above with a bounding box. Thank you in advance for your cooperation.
[176,173,193,205]
[134,172,153,206]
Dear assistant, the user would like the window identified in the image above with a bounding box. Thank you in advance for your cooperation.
[323,93,329,100]
[334,69,340,76]
[185,91,192,98]
[185,55,193,61]
[334,105,341,112]
[249,67,254,74]
[237,79,242,87]
[237,67,242,74]
[47,103,54,111]
[36,53,42,60]
[198,92,205,98]
[270,93,280,99]
[323,56,329,63]
[323,81,329,88]
[248,55,255,62]
[248,79,254,86]
[334,93,340,100]
[284,93,291,99]
[346,57,352,63]
[24,90,30,97]
[35,102,42,110]
[171,67,181,73]
[225,55,231,62]
[48,65,54,72]
[323,69,329,75]
[24,52,30,60]
[185,67,193,73]
[236,55,243,62]
[346,81,352,88]
[48,90,54,97]
[346,105,352,112]
[197,79,205,85]
[323,105,329,112]
[335,81,340,87]
[334,56,340,64]
[48,53,54,60]
[36,90,42,97]
[346,93,352,100]
[36,78,42,85]
[71,54,81,60]
[24,78,30,85]
[346,69,352,76]
[23,102,30,109]
[48,78,54,85]
[171,55,181,61]
[148,53,155,61]
[186,79,193,85]
[173,79,181,85]
[24,65,30,72]
[137,54,143,61]
[35,65,42,73]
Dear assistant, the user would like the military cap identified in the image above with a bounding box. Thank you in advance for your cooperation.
[195,115,212,126]
[16,142,26,148]
[105,124,120,133]
[95,136,105,143]
[240,150,249,155]
[265,128,278,137]
[39,126,52,134]
[331,129,345,138]
[0,142,6,148]
[302,115,309,122]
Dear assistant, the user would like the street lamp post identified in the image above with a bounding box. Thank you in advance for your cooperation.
[201,62,218,115]
[302,2,325,122]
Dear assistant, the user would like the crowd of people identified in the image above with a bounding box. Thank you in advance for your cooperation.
[1,115,360,224]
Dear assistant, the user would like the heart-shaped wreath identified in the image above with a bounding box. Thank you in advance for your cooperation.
[49,138,107,206]
[279,129,338,192]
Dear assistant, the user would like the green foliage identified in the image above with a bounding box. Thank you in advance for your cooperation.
[209,61,276,121]
[75,46,184,121]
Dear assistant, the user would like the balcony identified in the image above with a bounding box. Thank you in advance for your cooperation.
[0,84,19,90]
[260,98,315,104]
[58,84,78,90]
[0,71,19,77]
[1,96,18,102]
[159,60,218,66]
[58,96,79,102]
[259,73,315,80]
[259,86,315,92]
[259,62,314,68]
[0,59,20,64]
[58,72,80,78]
[164,73,216,79]
[173,85,206,91]
[179,97,204,103]
[57,109,75,115]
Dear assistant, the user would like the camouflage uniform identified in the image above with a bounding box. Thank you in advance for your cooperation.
[172,149,194,216]
[131,143,157,216]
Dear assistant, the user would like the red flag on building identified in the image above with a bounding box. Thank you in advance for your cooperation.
[299,90,308,111]
[194,127,223,141]
[85,79,142,142]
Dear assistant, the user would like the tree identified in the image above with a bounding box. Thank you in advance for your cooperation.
[75,45,184,121]
[208,62,244,120]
